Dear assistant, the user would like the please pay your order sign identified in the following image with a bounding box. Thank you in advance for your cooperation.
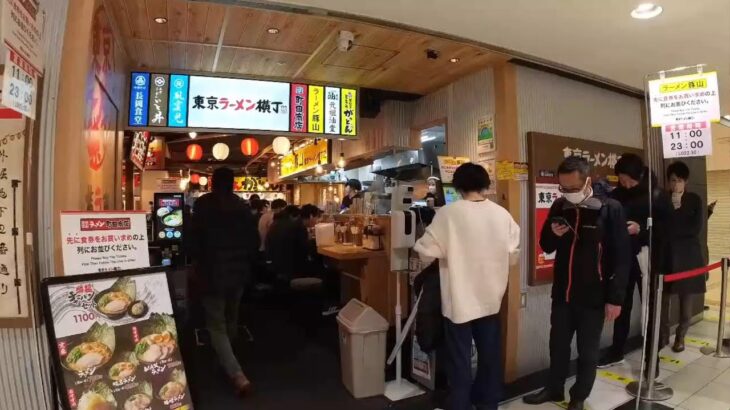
[649,71,721,159]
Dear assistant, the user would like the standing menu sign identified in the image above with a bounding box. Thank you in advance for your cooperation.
[42,269,194,410]
[61,212,150,275]
[527,132,642,285]
[0,107,28,321]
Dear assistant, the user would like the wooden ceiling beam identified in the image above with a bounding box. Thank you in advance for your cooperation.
[211,6,231,72]
[124,38,310,57]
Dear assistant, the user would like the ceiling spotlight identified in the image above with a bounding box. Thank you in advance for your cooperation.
[154,17,168,24]
[188,131,197,139]
[267,27,280,34]
[631,3,663,19]
[449,57,460,63]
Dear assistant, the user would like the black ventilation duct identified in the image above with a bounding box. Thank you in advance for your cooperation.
[359,88,421,118]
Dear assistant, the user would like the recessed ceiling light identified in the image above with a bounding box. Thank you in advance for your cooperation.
[631,3,663,19]
[154,17,168,24]
[267,27,280,34]
[449,57,460,63]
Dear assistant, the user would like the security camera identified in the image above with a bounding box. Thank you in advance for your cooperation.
[338,30,355,52]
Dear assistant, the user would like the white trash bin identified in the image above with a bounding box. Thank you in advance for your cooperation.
[337,299,389,398]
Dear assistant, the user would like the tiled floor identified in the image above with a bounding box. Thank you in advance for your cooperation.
[499,319,730,410]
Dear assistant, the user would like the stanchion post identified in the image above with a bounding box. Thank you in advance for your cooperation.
[627,274,673,401]
[701,257,730,357]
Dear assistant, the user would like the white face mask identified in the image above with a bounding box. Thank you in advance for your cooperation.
[563,180,590,204]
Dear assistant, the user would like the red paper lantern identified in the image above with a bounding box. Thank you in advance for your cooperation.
[190,174,200,184]
[241,137,259,156]
[186,144,203,161]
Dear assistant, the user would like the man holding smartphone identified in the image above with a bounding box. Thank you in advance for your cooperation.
[524,157,631,410]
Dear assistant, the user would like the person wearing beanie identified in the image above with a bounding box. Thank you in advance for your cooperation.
[598,153,673,380]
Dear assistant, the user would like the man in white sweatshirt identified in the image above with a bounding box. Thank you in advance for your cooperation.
[414,163,520,410]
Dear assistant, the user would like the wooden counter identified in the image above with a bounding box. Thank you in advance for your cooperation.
[317,229,407,325]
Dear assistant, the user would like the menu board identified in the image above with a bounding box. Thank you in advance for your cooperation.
[127,71,358,138]
[130,131,151,171]
[42,270,194,410]
[153,194,184,242]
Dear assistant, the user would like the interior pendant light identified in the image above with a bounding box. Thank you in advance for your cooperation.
[186,144,203,161]
[199,176,209,186]
[212,143,230,161]
[272,136,291,155]
[337,140,346,169]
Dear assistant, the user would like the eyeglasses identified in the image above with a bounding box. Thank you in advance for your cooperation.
[558,185,585,194]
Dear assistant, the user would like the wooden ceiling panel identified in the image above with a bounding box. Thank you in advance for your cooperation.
[185,1,209,43]
[229,49,306,78]
[169,42,187,70]
[203,3,226,44]
[106,0,132,39]
[167,0,188,42]
[200,45,218,72]
[152,41,171,69]
[322,45,397,71]
[130,39,155,69]
[214,47,237,73]
[145,0,168,40]
[124,0,150,40]
[185,43,205,72]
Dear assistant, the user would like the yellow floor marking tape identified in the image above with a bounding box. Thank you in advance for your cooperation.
[685,337,711,348]
[597,369,636,385]
[554,401,592,410]
[659,355,683,366]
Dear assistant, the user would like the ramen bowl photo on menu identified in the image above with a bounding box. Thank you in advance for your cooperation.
[134,313,178,364]
[94,277,137,320]
[77,382,117,410]
[63,323,116,373]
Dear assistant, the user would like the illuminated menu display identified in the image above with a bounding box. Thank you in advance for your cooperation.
[128,72,358,137]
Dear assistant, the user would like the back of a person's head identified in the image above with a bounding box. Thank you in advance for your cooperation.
[250,198,264,212]
[558,156,591,178]
[346,179,362,192]
[281,205,300,219]
[300,204,322,220]
[212,167,234,193]
[614,153,644,180]
[452,162,490,194]
[271,199,287,211]
[249,194,261,201]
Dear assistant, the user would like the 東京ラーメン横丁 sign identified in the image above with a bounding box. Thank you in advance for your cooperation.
[128,72,358,138]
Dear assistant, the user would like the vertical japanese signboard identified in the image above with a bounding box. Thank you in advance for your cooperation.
[324,87,340,135]
[60,212,151,275]
[527,132,642,285]
[42,270,195,410]
[148,74,169,127]
[129,72,150,127]
[167,74,188,128]
[290,83,307,133]
[1,0,43,72]
[341,88,357,136]
[308,85,324,134]
[0,110,28,321]
[129,131,150,171]
[648,71,720,159]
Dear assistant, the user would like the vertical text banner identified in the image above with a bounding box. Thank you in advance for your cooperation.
[1,0,44,72]
[149,74,170,127]
[649,71,721,127]
[0,112,27,319]
[129,72,150,126]
[60,212,150,275]
[167,74,189,127]
[341,88,357,136]
[290,83,308,133]
[308,85,324,134]
[324,87,340,135]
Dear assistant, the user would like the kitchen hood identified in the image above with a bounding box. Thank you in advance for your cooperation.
[371,150,432,181]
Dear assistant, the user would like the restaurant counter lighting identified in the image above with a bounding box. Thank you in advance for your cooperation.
[631,3,663,19]
[199,176,208,186]
[337,153,346,168]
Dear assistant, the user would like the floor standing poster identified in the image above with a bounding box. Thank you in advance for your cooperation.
[526,132,642,285]
[42,269,194,410]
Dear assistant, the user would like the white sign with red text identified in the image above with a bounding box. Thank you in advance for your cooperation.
[61,212,150,275]
[661,121,712,159]
[1,0,44,72]
[2,48,38,118]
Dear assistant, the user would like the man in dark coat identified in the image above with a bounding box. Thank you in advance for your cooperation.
[664,161,706,352]
[599,154,673,370]
[524,157,631,410]
[192,167,259,394]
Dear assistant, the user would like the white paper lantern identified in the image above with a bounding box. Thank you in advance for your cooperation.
[212,143,230,160]
[272,137,291,155]
[199,176,209,186]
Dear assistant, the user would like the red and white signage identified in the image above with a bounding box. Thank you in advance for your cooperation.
[1,49,38,118]
[1,0,44,73]
[661,121,712,159]
[60,212,150,275]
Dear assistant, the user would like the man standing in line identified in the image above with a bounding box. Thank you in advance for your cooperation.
[524,157,631,410]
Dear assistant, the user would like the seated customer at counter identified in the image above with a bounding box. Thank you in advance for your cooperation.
[414,163,520,410]
[258,198,287,252]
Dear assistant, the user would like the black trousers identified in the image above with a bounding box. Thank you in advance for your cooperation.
[444,314,501,410]
[547,302,605,401]
[611,261,642,357]
[662,293,694,340]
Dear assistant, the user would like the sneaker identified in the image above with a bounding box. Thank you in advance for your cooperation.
[597,353,625,368]
[321,305,341,316]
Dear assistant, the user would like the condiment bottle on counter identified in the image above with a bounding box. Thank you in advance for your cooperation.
[352,219,363,247]
[343,218,353,245]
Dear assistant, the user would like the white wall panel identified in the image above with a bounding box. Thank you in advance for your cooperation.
[515,65,644,377]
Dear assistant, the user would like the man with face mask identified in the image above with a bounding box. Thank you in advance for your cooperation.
[524,157,630,410]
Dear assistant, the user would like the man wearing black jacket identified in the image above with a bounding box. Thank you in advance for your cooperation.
[598,154,673,373]
[524,157,631,410]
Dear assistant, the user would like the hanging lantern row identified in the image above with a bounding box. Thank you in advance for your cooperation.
[185,137,263,161]
[272,136,291,155]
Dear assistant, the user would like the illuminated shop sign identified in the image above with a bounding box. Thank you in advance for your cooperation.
[127,72,358,137]
[280,139,331,178]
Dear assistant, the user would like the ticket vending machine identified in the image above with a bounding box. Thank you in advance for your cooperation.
[152,192,186,266]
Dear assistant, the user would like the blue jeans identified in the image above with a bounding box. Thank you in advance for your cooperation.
[444,314,502,410]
